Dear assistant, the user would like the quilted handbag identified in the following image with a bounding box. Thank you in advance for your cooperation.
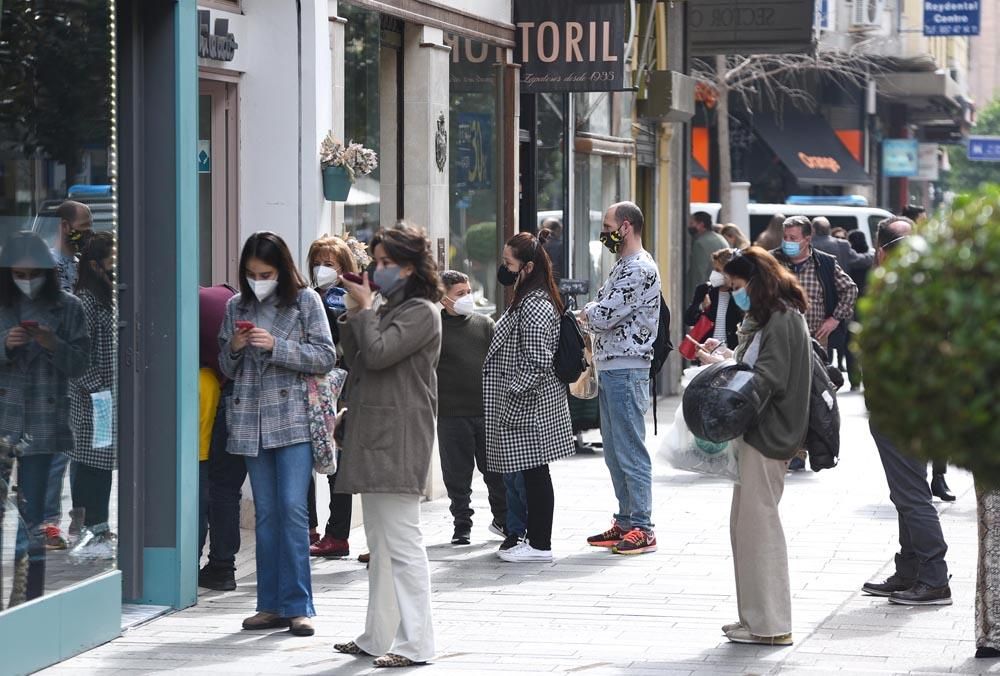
[305,367,348,474]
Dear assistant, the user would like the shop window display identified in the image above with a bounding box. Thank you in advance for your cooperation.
[0,0,118,613]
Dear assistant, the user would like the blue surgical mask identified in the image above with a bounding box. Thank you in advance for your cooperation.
[781,240,802,257]
[733,287,751,311]
[372,265,405,295]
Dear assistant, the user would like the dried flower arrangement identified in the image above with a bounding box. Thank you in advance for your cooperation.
[320,131,378,183]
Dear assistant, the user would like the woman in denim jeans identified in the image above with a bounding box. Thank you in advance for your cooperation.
[219,232,336,637]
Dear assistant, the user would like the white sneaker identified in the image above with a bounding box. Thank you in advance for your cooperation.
[69,526,116,562]
[497,542,553,563]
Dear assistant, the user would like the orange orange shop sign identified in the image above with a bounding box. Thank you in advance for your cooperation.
[797,152,840,173]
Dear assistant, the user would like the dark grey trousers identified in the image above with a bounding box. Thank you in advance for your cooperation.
[870,421,950,587]
[437,416,506,530]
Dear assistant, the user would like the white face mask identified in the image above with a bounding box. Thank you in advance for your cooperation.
[14,276,45,300]
[452,294,476,316]
[709,270,726,288]
[247,278,278,302]
[313,265,339,289]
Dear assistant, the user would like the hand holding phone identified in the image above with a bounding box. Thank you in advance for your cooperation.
[341,271,380,291]
[19,320,38,330]
[235,320,255,332]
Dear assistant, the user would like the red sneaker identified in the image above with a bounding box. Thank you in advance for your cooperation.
[612,528,657,555]
[586,522,627,548]
[310,535,349,558]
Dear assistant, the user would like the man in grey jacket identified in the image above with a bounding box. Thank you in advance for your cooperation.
[810,217,873,273]
[581,201,661,555]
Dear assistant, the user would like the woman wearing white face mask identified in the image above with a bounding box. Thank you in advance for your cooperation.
[219,231,336,638]
[303,235,358,559]
[334,223,442,668]
[0,231,89,603]
[683,248,745,354]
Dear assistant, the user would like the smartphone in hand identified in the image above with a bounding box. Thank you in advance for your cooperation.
[342,271,380,291]
[19,320,39,330]
[235,321,255,332]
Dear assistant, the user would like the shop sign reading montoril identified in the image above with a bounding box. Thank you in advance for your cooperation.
[514,0,626,93]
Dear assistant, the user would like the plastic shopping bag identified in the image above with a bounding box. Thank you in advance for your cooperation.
[657,404,738,481]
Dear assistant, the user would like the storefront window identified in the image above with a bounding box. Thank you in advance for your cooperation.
[342,4,382,241]
[573,153,629,301]
[448,37,500,313]
[0,0,118,612]
[536,93,566,279]
[574,92,612,136]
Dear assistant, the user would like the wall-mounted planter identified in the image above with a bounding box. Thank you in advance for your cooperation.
[322,165,352,202]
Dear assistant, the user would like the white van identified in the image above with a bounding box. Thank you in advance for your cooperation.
[690,202,892,249]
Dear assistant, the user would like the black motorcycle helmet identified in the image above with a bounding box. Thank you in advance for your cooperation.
[682,360,771,443]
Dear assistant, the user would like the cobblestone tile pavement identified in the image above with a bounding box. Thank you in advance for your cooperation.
[41,392,993,675]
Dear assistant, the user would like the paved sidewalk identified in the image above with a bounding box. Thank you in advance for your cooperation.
[42,392,990,675]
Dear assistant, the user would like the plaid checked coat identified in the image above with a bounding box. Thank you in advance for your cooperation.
[0,292,90,455]
[69,291,118,470]
[484,289,574,474]
[218,288,336,456]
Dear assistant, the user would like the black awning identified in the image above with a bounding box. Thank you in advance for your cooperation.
[752,111,872,186]
[691,155,709,179]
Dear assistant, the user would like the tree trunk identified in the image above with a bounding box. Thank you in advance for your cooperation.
[715,55,731,225]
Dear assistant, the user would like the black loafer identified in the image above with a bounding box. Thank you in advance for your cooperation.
[931,474,956,501]
[862,574,916,597]
[889,581,952,606]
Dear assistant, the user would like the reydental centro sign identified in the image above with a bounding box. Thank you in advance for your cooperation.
[922,0,980,36]
[514,0,626,92]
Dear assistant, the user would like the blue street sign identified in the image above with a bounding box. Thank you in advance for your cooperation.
[923,0,980,36]
[968,136,1000,162]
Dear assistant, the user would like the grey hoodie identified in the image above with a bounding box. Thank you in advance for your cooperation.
[584,249,661,371]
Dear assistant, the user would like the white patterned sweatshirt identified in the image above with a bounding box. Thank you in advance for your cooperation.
[583,249,661,372]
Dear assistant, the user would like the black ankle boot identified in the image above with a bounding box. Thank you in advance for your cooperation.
[931,473,956,502]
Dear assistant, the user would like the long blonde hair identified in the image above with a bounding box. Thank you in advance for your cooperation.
[720,224,750,250]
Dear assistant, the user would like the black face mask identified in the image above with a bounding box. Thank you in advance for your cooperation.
[599,227,625,254]
[496,263,519,287]
[67,228,93,254]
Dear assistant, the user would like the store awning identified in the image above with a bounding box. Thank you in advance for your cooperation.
[753,112,872,186]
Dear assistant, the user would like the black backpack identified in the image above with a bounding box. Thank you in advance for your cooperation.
[649,294,674,433]
[554,309,587,384]
[804,340,841,471]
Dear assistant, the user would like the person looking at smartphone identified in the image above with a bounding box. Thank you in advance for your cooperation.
[0,231,90,603]
[333,223,441,668]
[304,235,358,559]
[219,231,336,638]
[702,246,811,646]
[684,248,744,352]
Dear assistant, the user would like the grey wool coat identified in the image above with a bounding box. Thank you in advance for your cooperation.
[335,289,442,495]
[218,288,336,456]
[0,292,90,455]
[484,289,574,474]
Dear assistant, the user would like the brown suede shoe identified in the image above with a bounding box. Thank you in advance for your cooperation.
[242,611,289,630]
[289,616,315,636]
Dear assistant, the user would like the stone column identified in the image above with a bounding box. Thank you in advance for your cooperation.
[402,24,451,263]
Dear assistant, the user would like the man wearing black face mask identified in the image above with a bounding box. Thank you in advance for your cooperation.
[52,201,93,293]
[580,202,661,555]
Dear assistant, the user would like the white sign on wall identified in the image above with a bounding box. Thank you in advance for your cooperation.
[917,143,939,181]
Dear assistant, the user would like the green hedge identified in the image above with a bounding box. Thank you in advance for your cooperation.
[859,185,1000,485]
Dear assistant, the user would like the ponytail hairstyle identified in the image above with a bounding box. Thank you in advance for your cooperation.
[508,230,564,314]
[723,246,807,325]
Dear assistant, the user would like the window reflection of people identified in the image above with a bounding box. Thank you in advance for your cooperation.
[42,200,94,549]
[67,232,118,561]
[0,232,89,605]
[539,217,564,281]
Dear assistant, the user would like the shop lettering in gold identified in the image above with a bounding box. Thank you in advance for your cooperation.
[797,152,840,173]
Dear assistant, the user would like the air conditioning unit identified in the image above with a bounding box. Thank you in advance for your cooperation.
[850,0,885,28]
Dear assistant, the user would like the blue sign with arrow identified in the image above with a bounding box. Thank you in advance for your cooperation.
[968,136,1000,162]
[923,0,980,36]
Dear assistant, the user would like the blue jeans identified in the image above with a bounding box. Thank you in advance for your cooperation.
[504,472,527,537]
[245,441,315,617]
[43,451,73,525]
[597,368,653,532]
[15,453,55,600]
